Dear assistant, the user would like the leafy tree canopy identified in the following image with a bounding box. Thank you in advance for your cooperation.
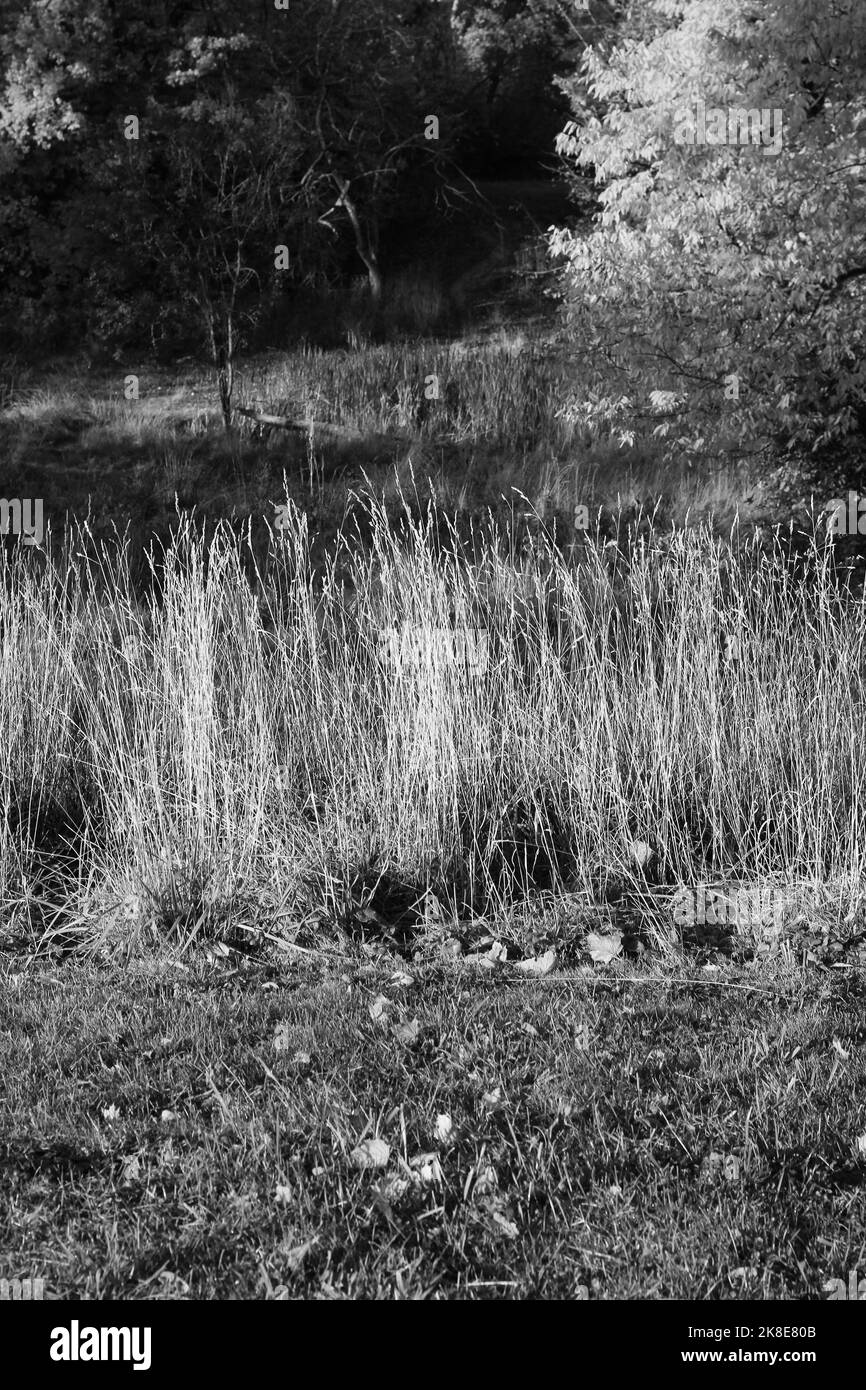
[551,0,866,464]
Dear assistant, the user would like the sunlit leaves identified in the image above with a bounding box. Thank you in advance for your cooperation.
[552,0,866,461]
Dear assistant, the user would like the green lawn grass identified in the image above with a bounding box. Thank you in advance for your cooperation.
[2,946,864,1299]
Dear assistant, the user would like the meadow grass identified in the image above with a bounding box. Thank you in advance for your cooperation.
[0,493,864,958]
[0,329,805,555]
[2,326,865,1298]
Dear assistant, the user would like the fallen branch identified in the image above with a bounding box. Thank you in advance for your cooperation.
[236,405,357,438]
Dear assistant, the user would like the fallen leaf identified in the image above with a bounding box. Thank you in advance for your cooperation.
[389,971,414,988]
[490,1207,519,1239]
[159,1109,177,1123]
[409,1152,443,1184]
[857,1133,866,1155]
[586,931,623,964]
[438,937,464,961]
[102,1104,121,1122]
[274,1185,292,1205]
[379,1174,411,1202]
[468,940,508,967]
[514,948,556,976]
[292,1050,311,1067]
[273,1022,292,1053]
[472,1163,498,1196]
[434,1113,453,1143]
[351,1137,391,1170]
[466,953,498,971]
[393,1017,420,1045]
[481,1086,505,1111]
[368,994,391,1021]
[120,1154,141,1183]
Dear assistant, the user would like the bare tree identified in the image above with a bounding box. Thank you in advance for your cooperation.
[140,89,304,438]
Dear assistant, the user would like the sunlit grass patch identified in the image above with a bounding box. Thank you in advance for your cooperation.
[0,491,864,963]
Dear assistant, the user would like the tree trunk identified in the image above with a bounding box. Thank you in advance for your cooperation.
[199,281,236,435]
[335,175,383,306]
[217,330,233,436]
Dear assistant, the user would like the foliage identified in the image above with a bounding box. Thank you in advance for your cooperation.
[450,0,622,173]
[0,0,467,356]
[551,0,866,462]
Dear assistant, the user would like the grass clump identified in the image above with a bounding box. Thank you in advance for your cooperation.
[0,491,864,961]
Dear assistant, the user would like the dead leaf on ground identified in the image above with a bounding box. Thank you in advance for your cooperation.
[514,948,556,976]
[481,1086,506,1111]
[436,937,464,962]
[586,931,623,964]
[466,940,508,969]
[377,1174,411,1206]
[350,1137,391,1170]
[484,1195,518,1238]
[368,993,392,1022]
[434,1113,453,1143]
[409,1152,443,1184]
[120,1154,141,1184]
[471,1162,498,1197]
[393,1017,420,1045]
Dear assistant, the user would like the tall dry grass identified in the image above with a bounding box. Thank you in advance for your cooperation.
[236,333,567,446]
[0,494,864,955]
